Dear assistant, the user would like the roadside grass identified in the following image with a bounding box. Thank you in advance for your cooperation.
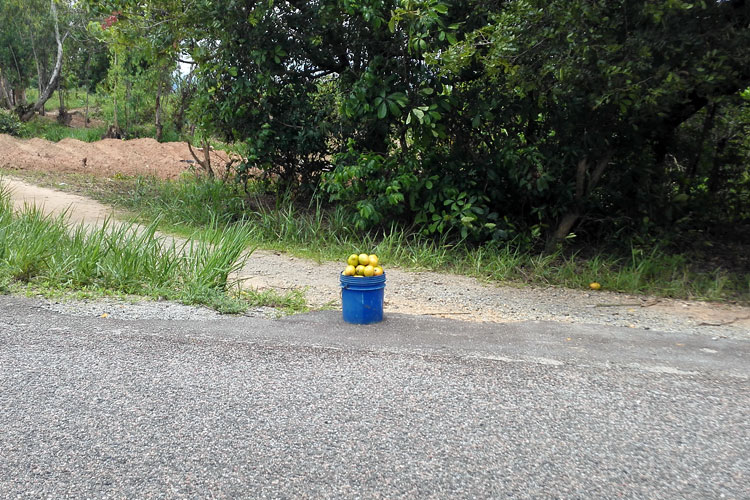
[0,180,307,314]
[56,173,748,303]
[3,170,746,303]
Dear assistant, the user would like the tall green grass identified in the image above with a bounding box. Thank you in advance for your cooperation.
[0,180,306,313]
[19,118,105,143]
[91,175,749,303]
[25,87,96,112]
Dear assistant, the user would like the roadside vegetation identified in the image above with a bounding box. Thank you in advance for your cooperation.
[1,1,748,305]
[8,169,746,303]
[0,181,306,314]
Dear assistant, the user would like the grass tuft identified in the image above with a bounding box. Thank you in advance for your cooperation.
[19,118,106,142]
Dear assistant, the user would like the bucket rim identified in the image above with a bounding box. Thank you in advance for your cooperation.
[340,271,386,288]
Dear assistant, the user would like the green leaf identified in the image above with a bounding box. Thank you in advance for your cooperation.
[377,102,387,119]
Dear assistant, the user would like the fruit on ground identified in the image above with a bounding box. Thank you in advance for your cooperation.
[343,265,356,276]
[347,254,359,267]
[589,282,602,290]
[358,253,370,266]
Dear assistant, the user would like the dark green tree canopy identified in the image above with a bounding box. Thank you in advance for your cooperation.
[79,0,750,245]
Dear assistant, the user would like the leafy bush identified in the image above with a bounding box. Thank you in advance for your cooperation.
[0,109,21,136]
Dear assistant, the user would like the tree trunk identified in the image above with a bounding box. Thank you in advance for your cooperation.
[9,44,24,100]
[0,73,12,108]
[155,75,164,142]
[83,52,90,127]
[112,53,119,131]
[124,79,130,133]
[30,32,45,116]
[687,102,716,186]
[548,154,612,248]
[13,87,26,107]
[708,137,728,195]
[187,139,214,178]
[174,70,194,134]
[56,81,70,125]
[20,0,68,122]
[57,80,64,116]
[551,212,581,243]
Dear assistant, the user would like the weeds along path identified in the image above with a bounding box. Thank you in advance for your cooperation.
[4,176,750,338]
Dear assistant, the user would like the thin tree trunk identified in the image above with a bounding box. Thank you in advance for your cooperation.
[58,80,64,114]
[187,139,214,178]
[12,87,27,107]
[20,0,68,121]
[0,73,12,108]
[124,79,130,132]
[155,74,164,142]
[30,33,45,116]
[84,53,90,127]
[112,52,119,130]
[687,102,716,186]
[174,70,194,134]
[548,153,612,248]
[9,44,23,97]
[708,137,728,195]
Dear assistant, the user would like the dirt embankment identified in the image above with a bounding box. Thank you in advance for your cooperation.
[0,133,231,180]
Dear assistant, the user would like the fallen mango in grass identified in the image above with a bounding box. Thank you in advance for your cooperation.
[589,282,602,290]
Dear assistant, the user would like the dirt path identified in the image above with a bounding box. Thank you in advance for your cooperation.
[1,134,749,337]
[8,178,117,226]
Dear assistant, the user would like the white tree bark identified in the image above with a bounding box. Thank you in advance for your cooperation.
[21,0,68,121]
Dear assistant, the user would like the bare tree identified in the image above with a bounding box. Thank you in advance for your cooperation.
[20,0,69,121]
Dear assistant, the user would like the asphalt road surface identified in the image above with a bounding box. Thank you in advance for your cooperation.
[1,295,748,499]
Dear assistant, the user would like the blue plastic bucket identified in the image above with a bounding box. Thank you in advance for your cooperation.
[340,273,386,324]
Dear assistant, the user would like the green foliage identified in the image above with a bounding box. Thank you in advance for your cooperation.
[16,0,750,253]
[0,109,21,135]
[19,117,105,142]
[174,0,749,249]
[434,0,750,245]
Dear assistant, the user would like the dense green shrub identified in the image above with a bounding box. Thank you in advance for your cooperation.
[0,109,21,136]
[87,0,749,248]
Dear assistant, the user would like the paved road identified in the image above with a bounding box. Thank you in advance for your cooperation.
[1,295,748,499]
